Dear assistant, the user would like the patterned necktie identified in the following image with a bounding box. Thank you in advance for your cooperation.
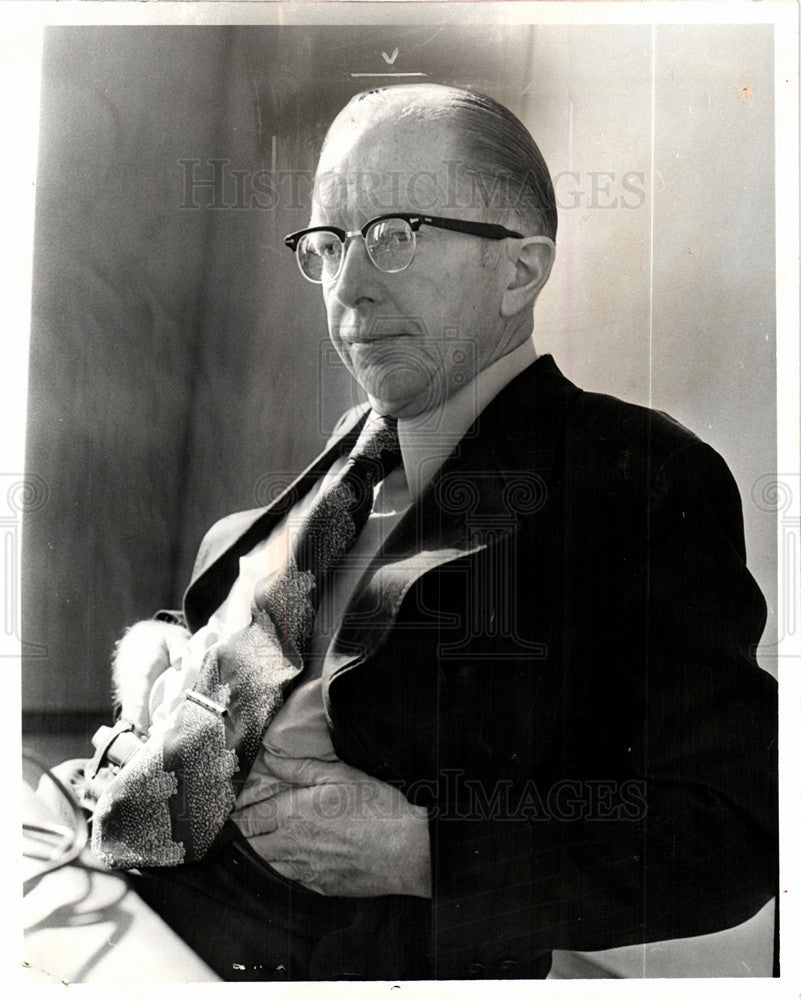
[92,414,401,868]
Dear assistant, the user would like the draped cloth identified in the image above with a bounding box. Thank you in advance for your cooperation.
[92,415,401,868]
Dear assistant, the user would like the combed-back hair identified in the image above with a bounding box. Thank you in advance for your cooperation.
[321,84,557,241]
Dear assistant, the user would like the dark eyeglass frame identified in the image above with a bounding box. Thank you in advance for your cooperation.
[284,213,525,283]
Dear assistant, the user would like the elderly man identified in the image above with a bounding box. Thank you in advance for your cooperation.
[91,84,776,981]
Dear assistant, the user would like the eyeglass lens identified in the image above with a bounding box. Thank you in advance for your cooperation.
[296,218,416,282]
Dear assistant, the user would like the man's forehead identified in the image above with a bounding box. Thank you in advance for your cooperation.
[310,116,469,224]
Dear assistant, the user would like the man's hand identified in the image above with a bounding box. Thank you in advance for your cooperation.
[234,757,432,899]
[112,619,190,733]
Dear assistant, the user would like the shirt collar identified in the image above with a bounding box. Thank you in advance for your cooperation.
[397,336,537,499]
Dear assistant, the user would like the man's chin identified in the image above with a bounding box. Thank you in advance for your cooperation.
[365,388,445,421]
[356,368,444,418]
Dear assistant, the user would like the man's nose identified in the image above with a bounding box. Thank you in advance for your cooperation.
[330,234,381,309]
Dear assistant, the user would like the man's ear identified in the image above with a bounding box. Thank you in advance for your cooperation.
[500,237,555,318]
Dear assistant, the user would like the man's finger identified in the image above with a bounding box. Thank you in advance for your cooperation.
[247,827,308,866]
[265,858,305,884]
[262,754,361,787]
[246,840,325,895]
[233,796,281,837]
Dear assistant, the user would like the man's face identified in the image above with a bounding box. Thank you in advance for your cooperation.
[309,117,515,419]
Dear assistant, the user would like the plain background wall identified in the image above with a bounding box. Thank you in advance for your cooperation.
[23,24,776,717]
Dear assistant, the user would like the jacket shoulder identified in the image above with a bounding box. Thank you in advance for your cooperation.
[575,387,702,452]
[568,387,734,478]
[568,388,746,544]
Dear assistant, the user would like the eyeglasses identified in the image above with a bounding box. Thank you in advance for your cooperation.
[284,213,524,284]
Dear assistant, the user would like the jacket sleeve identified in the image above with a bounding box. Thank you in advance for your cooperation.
[427,437,777,978]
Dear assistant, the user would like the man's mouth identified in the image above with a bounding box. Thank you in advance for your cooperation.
[341,332,411,345]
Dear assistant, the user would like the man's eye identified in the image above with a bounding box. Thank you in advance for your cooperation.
[309,236,339,257]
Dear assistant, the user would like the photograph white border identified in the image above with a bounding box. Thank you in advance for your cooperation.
[2,2,797,998]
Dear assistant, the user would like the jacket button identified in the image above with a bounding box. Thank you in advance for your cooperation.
[499,958,518,973]
[467,962,485,977]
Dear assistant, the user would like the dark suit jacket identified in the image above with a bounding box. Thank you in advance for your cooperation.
[183,355,777,979]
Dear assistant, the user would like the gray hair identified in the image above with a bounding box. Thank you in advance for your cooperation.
[322,84,557,241]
